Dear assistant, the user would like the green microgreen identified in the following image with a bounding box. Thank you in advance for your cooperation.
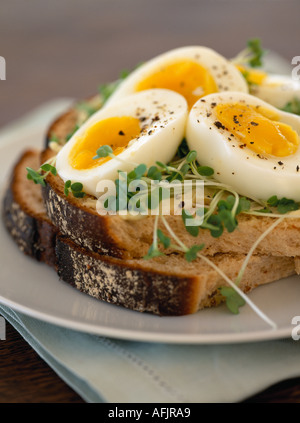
[255,207,272,214]
[267,195,299,214]
[218,287,246,314]
[199,195,250,238]
[40,163,57,175]
[93,145,114,159]
[232,38,266,68]
[281,98,300,116]
[26,159,57,187]
[128,163,147,180]
[143,243,164,260]
[64,180,86,198]
[157,229,171,249]
[147,165,162,181]
[176,138,190,158]
[246,38,265,67]
[197,166,214,177]
[143,216,164,260]
[186,150,197,164]
[182,208,200,237]
[26,167,47,186]
[184,244,205,262]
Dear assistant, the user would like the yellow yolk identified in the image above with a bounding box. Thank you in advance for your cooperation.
[135,60,218,109]
[69,116,141,170]
[215,103,300,157]
[236,65,267,86]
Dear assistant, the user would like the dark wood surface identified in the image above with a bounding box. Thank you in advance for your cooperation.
[1,0,300,403]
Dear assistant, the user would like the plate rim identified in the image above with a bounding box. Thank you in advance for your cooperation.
[0,294,293,345]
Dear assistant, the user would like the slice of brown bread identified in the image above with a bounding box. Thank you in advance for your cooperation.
[2,149,58,268]
[3,149,298,316]
[56,238,297,315]
[41,102,300,260]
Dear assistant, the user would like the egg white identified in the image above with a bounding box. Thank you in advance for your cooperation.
[251,73,300,109]
[186,91,300,201]
[56,89,188,198]
[105,46,249,107]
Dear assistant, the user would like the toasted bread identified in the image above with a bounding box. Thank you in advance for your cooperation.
[2,149,57,268]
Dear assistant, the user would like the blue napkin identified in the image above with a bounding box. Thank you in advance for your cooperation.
[1,304,300,403]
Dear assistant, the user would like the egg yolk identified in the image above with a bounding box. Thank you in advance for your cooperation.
[69,116,141,170]
[236,65,267,86]
[135,60,218,109]
[215,103,299,157]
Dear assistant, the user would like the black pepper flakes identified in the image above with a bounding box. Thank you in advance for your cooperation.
[233,115,240,125]
[214,121,225,130]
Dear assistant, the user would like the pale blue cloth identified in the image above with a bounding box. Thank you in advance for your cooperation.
[1,304,300,403]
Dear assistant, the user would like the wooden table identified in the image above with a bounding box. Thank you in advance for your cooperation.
[1,0,300,403]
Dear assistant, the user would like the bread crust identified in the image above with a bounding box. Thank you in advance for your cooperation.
[55,237,296,315]
[2,150,57,267]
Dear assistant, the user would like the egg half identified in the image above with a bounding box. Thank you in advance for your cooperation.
[237,65,300,110]
[250,73,300,110]
[56,89,188,197]
[105,46,249,110]
[186,91,300,201]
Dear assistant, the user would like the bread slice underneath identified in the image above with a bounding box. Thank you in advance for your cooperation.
[40,103,300,260]
[2,149,58,268]
[2,149,299,316]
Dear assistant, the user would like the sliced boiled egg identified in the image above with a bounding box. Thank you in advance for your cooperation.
[56,89,188,197]
[250,73,300,110]
[236,65,300,110]
[186,91,300,201]
[105,46,248,110]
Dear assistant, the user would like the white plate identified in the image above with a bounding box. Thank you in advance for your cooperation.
[0,101,299,344]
